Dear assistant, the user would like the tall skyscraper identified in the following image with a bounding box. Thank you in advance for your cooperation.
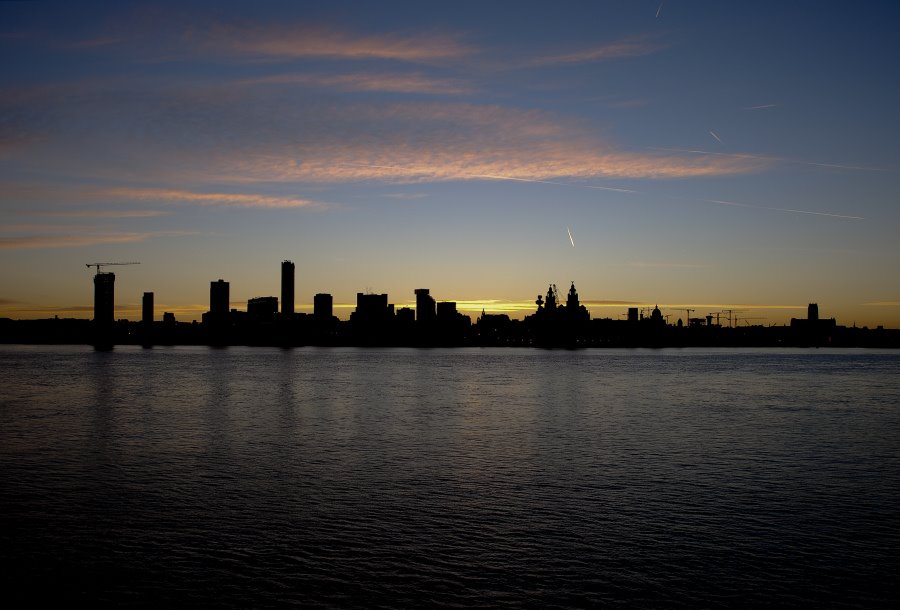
[281,260,295,316]
[210,279,229,315]
[93,272,115,325]
[142,292,154,325]
[415,288,436,324]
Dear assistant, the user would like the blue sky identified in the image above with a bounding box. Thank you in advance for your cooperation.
[2,1,899,325]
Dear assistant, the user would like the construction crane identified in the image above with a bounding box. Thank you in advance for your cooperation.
[86,262,140,273]
[737,316,767,326]
[720,309,747,328]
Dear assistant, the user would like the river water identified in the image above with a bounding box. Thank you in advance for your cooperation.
[1,345,899,607]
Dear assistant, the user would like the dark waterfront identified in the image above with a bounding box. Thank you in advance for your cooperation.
[2,346,899,608]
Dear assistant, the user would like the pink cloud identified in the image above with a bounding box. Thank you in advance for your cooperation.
[531,36,666,66]
[199,23,473,63]
[240,72,473,95]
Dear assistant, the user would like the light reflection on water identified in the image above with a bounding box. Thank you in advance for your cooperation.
[1,345,899,607]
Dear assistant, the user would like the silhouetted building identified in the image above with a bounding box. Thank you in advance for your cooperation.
[791,302,837,346]
[415,288,436,324]
[163,312,176,325]
[314,293,333,319]
[140,291,154,347]
[281,260,295,316]
[476,311,514,345]
[566,282,579,310]
[628,307,639,323]
[564,282,590,321]
[436,301,457,322]
[248,296,278,320]
[544,284,558,310]
[396,307,415,325]
[650,305,664,326]
[354,293,391,324]
[93,272,115,325]
[210,279,229,315]
[142,292,154,325]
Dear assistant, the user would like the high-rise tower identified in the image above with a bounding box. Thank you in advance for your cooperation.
[142,292,154,325]
[281,260,295,316]
[808,303,819,322]
[210,279,229,315]
[314,293,333,319]
[415,288,436,324]
[93,272,115,325]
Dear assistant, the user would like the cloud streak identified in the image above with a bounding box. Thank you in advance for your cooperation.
[629,261,712,269]
[647,146,896,174]
[239,72,473,95]
[198,22,473,63]
[531,36,666,66]
[101,188,326,209]
[0,84,767,187]
[0,232,182,250]
[32,209,169,218]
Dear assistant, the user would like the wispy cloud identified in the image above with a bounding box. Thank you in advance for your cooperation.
[0,180,326,211]
[452,300,540,313]
[382,192,429,200]
[0,232,163,250]
[629,261,712,269]
[3,304,95,314]
[32,209,169,218]
[647,146,896,174]
[470,173,636,193]
[240,72,473,95]
[101,187,326,209]
[531,36,666,66]
[864,301,900,307]
[197,22,473,63]
[582,300,646,307]
[0,84,766,188]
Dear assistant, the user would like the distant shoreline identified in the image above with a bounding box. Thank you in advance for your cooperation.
[2,316,899,350]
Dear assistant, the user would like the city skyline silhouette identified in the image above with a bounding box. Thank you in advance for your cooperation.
[3,257,898,349]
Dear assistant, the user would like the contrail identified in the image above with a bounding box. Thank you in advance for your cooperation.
[743,103,778,110]
[705,199,864,220]
[709,130,723,144]
[656,0,666,18]
[567,226,576,248]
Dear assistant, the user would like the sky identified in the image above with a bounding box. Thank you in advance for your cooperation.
[2,0,899,326]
